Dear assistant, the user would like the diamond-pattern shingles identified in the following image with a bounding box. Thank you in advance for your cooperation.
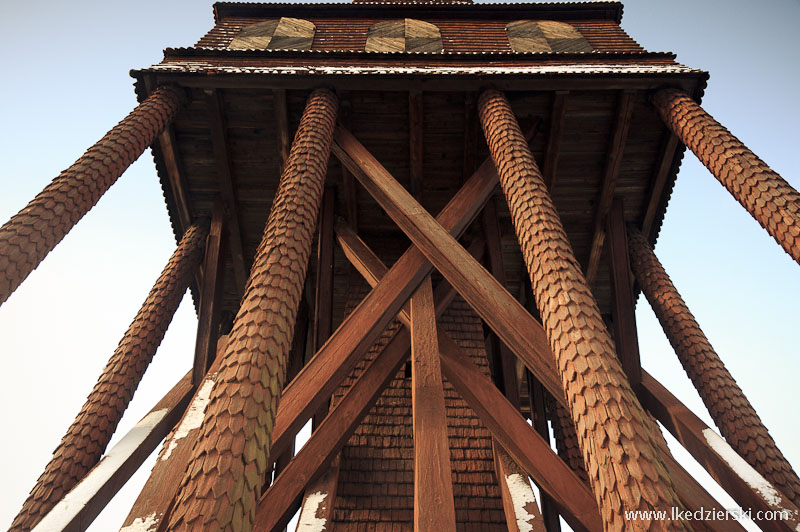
[477,89,686,532]
[332,279,506,532]
[628,227,800,505]
[652,89,800,265]
[8,222,207,532]
[165,89,337,532]
[0,86,186,307]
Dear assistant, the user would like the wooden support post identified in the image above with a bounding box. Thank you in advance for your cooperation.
[584,90,634,284]
[29,375,194,532]
[493,441,546,532]
[605,198,642,389]
[640,371,800,532]
[166,89,338,532]
[339,221,747,532]
[273,89,290,167]
[192,199,227,386]
[205,88,249,295]
[9,223,207,532]
[0,85,186,308]
[410,278,457,532]
[339,97,358,230]
[641,133,680,239]
[462,94,478,183]
[409,90,424,200]
[628,226,800,504]
[120,338,229,532]
[527,371,563,532]
[542,91,568,189]
[652,88,800,264]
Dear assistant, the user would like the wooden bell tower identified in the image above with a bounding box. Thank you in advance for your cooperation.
[3,1,799,532]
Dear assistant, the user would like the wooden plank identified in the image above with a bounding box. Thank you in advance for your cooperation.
[333,125,563,401]
[528,371,563,532]
[32,375,194,532]
[493,441,546,532]
[313,186,336,352]
[265,152,502,464]
[642,133,680,238]
[605,197,642,389]
[410,278,457,532]
[120,339,228,532]
[585,90,635,285]
[338,220,745,532]
[542,91,568,189]
[409,90,424,200]
[641,371,800,532]
[294,456,340,532]
[252,319,412,532]
[481,198,521,408]
[339,98,358,230]
[192,198,226,386]
[462,94,478,184]
[273,89,290,167]
[204,88,248,296]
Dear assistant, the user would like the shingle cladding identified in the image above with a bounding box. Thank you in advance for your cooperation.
[331,280,507,531]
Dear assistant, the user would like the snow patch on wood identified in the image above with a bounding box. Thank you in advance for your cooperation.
[506,473,537,532]
[702,428,783,508]
[162,377,214,461]
[120,512,160,532]
[296,491,328,532]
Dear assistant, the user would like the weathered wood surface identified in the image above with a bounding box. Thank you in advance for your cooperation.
[542,91,568,189]
[410,278,458,532]
[32,375,194,532]
[493,441,546,532]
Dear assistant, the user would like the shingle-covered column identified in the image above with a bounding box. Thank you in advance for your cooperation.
[652,88,800,264]
[166,88,337,532]
[628,226,800,504]
[9,221,207,532]
[0,85,187,306]
[478,89,686,532]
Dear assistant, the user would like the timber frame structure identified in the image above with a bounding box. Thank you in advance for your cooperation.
[2,1,800,532]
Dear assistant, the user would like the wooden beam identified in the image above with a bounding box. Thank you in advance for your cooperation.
[542,91,568,189]
[409,90,424,200]
[339,220,745,532]
[273,89,290,167]
[333,125,563,400]
[411,278,457,531]
[585,90,635,285]
[528,371,563,532]
[339,98,359,230]
[493,441,546,532]
[252,319,412,532]
[32,374,194,532]
[313,186,336,352]
[294,456,340,531]
[462,94,478,183]
[157,126,192,231]
[641,371,800,532]
[204,88,248,296]
[605,198,641,389]
[642,133,680,238]
[266,144,505,464]
[120,339,228,532]
[192,198,226,386]
[481,197,521,408]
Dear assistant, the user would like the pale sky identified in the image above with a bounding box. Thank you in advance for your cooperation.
[0,1,797,531]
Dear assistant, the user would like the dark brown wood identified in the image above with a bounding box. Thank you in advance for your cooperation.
[157,126,192,231]
[543,91,568,189]
[253,318,412,532]
[273,88,290,167]
[481,197,521,408]
[333,125,563,400]
[35,374,194,532]
[640,371,800,532]
[642,133,680,238]
[294,456,340,530]
[411,278,457,531]
[265,152,502,463]
[492,441,546,532]
[585,90,635,284]
[462,94,478,183]
[192,198,227,386]
[527,371,563,532]
[409,90,424,200]
[122,339,229,532]
[339,98,359,230]
[204,88,248,296]
[606,197,642,389]
[313,186,336,352]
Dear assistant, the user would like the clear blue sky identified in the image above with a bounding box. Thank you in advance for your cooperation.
[0,1,797,530]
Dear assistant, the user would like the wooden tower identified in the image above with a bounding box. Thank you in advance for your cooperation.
[2,1,799,532]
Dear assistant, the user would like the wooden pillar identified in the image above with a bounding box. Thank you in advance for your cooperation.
[165,88,337,532]
[628,226,800,504]
[0,86,186,307]
[477,89,686,532]
[9,221,207,532]
[652,88,800,264]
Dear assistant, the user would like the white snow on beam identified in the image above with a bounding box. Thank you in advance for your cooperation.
[506,473,537,532]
